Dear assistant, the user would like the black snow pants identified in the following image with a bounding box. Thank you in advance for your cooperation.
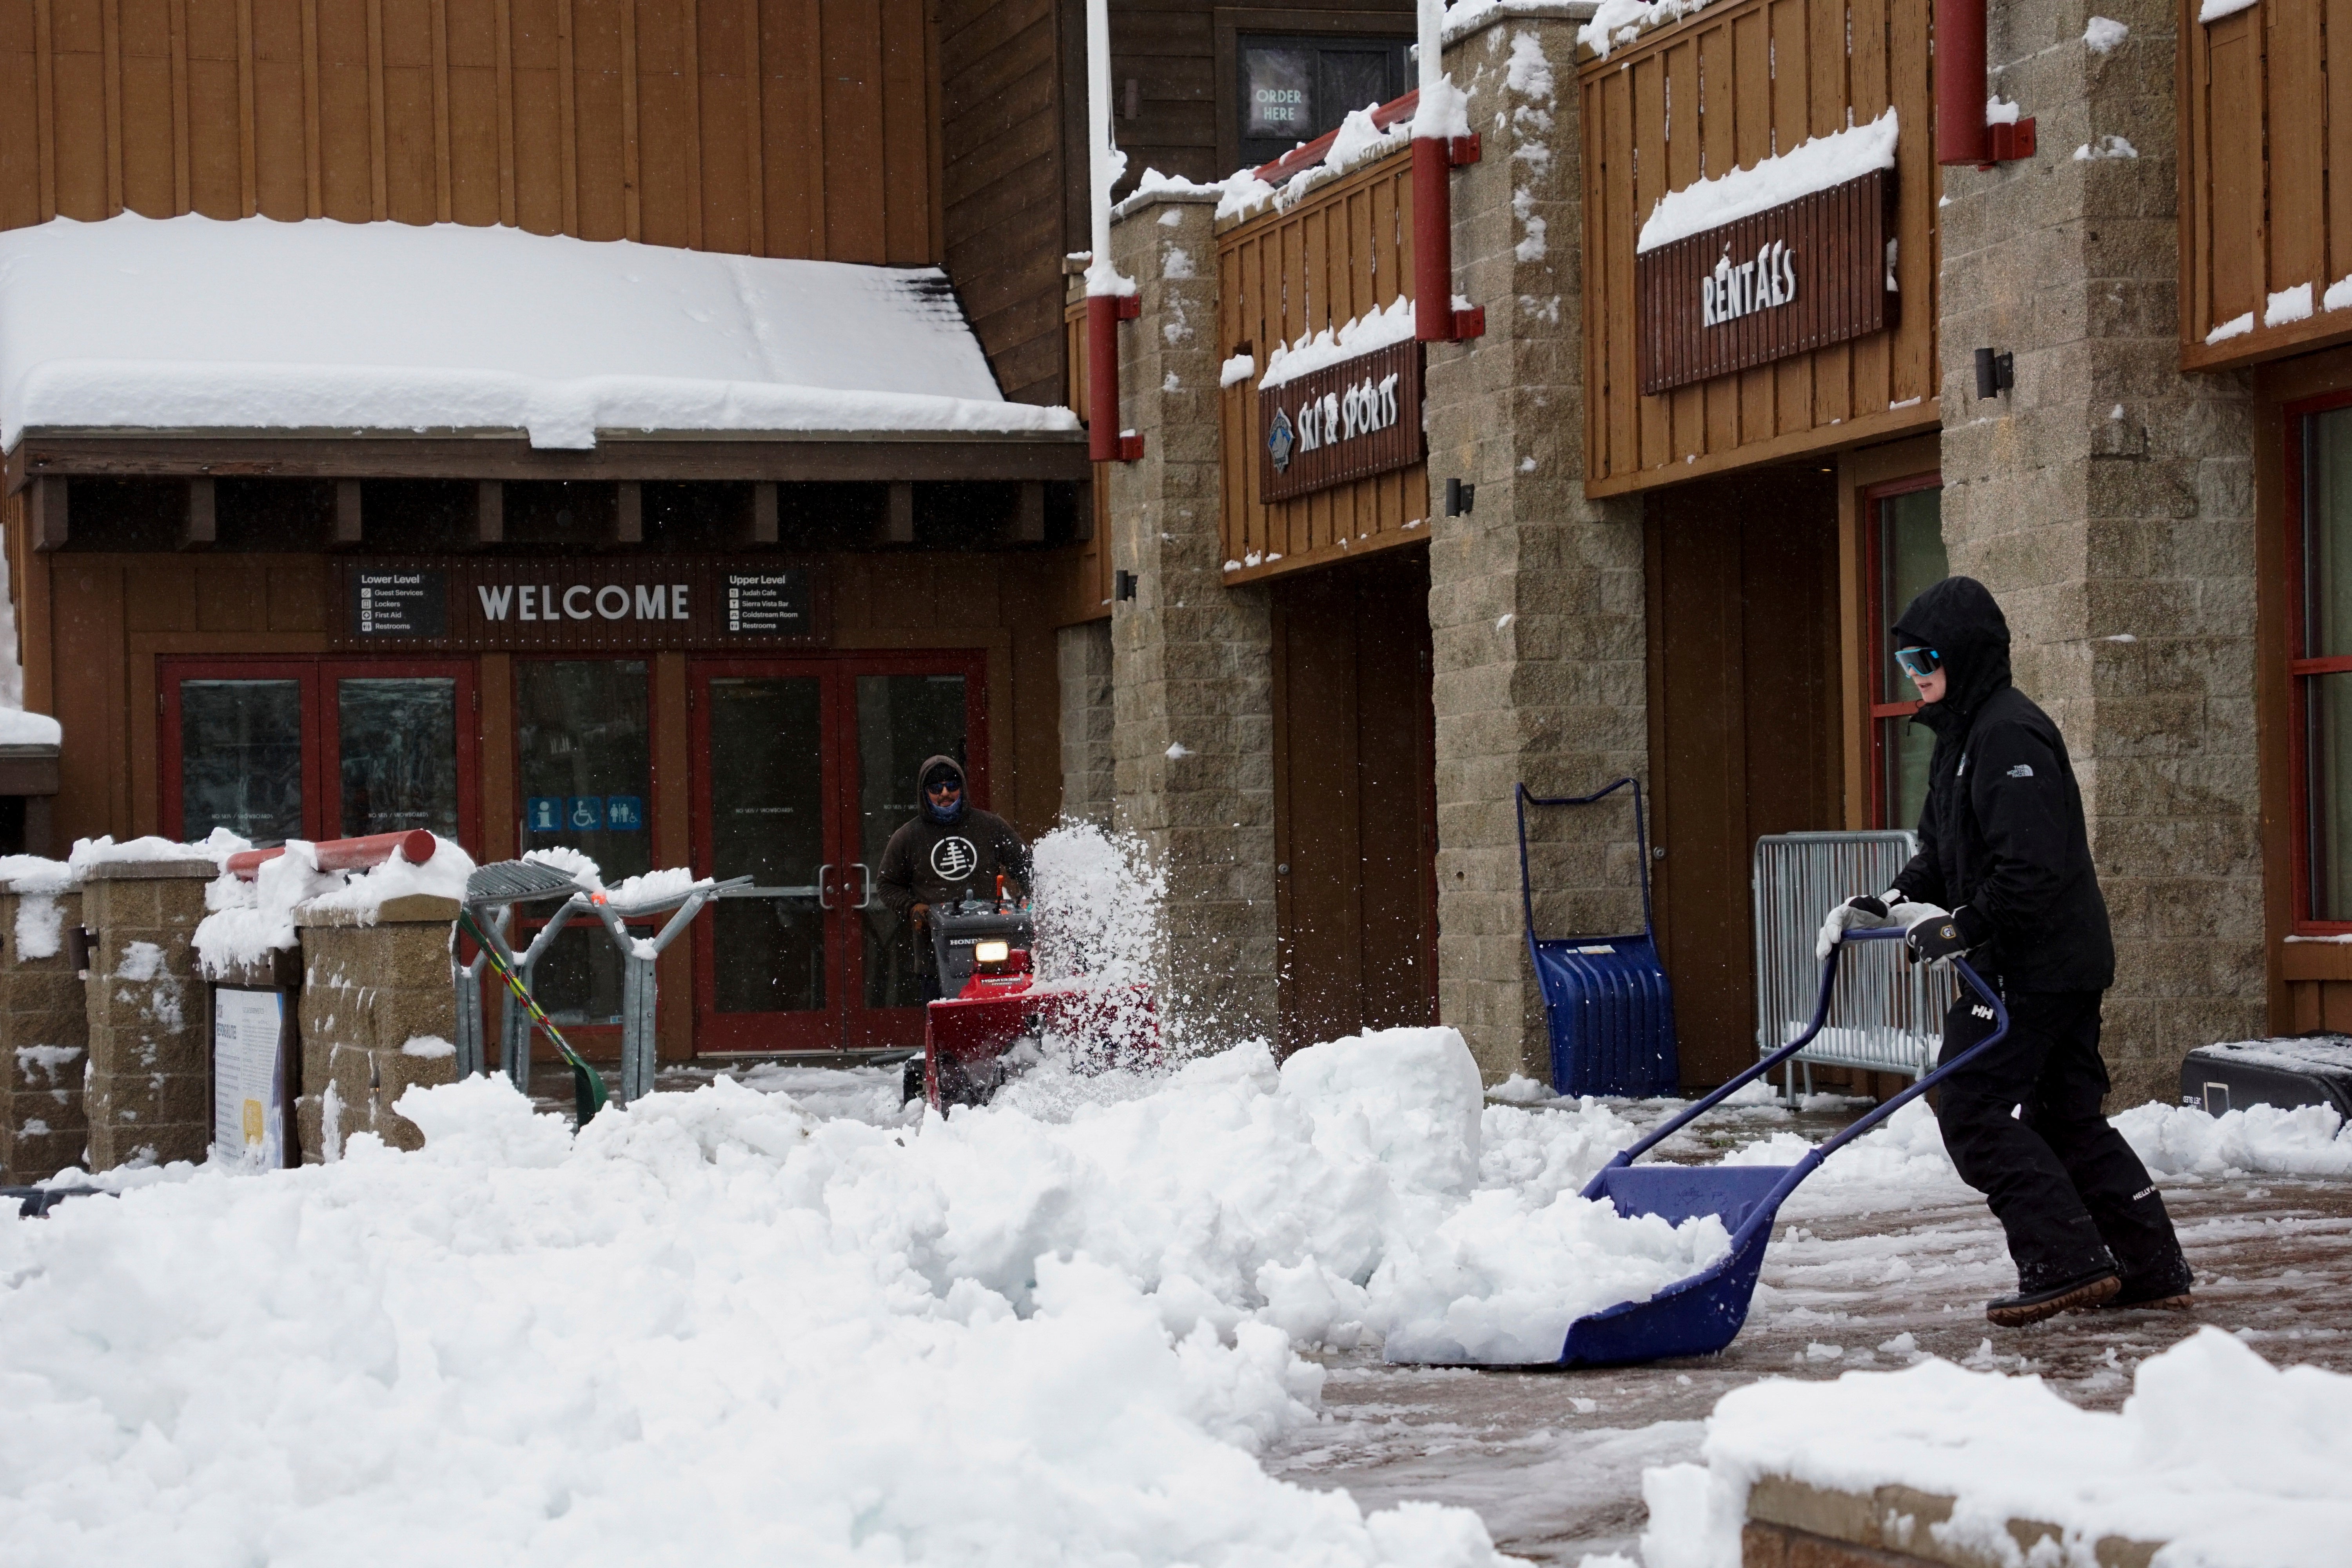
[1932,987,2190,1295]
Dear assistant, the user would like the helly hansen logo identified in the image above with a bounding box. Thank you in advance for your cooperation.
[1971,1004,1994,1020]
[2007,763,2034,778]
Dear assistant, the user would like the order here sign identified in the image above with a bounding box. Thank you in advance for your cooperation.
[333,560,824,650]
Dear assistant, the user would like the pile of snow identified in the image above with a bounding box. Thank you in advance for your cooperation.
[1637,109,1898,253]
[0,214,1078,452]
[194,834,475,976]
[0,853,73,960]
[68,828,249,874]
[0,708,58,745]
[0,1027,1750,1563]
[1259,298,1417,391]
[2083,14,2129,51]
[1645,1328,2352,1568]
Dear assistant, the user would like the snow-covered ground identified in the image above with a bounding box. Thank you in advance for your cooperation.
[7,825,2352,1565]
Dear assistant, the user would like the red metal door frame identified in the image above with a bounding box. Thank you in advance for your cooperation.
[2285,387,2352,932]
[685,650,991,1056]
[316,658,481,844]
[1859,471,1942,829]
[158,657,327,843]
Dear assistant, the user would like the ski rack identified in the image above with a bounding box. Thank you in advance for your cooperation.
[581,875,749,1104]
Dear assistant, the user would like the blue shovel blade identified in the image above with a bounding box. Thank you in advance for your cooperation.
[1553,1164,1797,1367]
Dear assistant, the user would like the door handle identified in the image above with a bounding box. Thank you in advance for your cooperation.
[816,863,835,910]
[852,863,873,909]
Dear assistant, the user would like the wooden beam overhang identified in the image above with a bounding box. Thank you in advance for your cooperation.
[2,431,1092,492]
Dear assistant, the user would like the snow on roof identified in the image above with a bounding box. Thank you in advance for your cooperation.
[0,214,1080,452]
[1636,107,1899,254]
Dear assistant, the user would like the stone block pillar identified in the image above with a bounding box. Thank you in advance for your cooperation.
[1939,0,2262,1102]
[1425,7,1650,1082]
[1058,619,1116,827]
[296,894,460,1158]
[1106,189,1280,1042]
[0,882,86,1182]
[81,857,216,1169]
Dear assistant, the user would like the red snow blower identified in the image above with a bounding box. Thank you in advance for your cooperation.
[920,889,1160,1110]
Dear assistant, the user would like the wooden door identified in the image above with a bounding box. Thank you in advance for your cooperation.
[1646,468,1842,1086]
[1271,548,1439,1055]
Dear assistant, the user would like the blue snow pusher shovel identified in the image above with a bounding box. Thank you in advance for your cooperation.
[1550,926,2009,1368]
[1517,780,1678,1097]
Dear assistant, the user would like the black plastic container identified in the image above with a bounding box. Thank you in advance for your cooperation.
[2180,1037,2352,1119]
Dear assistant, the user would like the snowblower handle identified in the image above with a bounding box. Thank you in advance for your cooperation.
[1599,926,2007,1171]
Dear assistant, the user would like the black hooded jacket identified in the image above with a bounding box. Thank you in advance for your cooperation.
[1888,577,2115,993]
[875,755,1030,921]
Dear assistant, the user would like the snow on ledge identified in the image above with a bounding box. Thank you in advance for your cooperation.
[1637,109,1898,255]
[2198,0,2258,20]
[0,214,1079,453]
[1673,1328,2352,1568]
[0,709,60,746]
[1258,298,1416,392]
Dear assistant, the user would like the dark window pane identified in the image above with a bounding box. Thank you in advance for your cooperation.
[2306,407,2352,659]
[1881,714,1934,833]
[1879,487,1948,702]
[1319,49,1393,123]
[2310,671,2352,920]
[1236,34,1408,168]
[858,674,968,1009]
[181,679,305,846]
[338,678,459,838]
[517,661,651,1024]
[706,678,828,1016]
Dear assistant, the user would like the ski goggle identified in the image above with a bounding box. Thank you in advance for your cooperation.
[1893,646,1943,679]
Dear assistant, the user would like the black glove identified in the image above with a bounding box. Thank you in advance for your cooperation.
[1905,904,1989,963]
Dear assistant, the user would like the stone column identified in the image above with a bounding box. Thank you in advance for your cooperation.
[0,881,86,1182]
[1057,619,1116,827]
[295,893,460,1158]
[1425,7,1650,1083]
[1106,189,1280,1042]
[1939,0,2262,1103]
[81,857,216,1169]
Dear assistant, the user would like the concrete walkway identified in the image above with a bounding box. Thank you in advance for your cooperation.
[1268,1165,2352,1563]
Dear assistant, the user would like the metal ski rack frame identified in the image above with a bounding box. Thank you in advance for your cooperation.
[580,876,750,1105]
[453,860,594,1090]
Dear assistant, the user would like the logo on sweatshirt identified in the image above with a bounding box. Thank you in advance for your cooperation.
[931,836,980,880]
[1971,1004,1994,1021]
[2007,763,2034,778]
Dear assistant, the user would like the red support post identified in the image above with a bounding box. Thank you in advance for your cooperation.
[1086,293,1145,463]
[1413,136,1455,341]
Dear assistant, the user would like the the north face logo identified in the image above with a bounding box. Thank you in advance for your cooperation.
[930,836,980,880]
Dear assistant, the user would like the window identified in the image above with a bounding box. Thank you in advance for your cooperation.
[1236,34,1409,169]
[164,659,475,848]
[2292,397,2352,926]
[1864,477,1947,831]
[516,660,653,1025]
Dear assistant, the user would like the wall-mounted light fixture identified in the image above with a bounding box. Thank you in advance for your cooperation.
[1973,348,2014,400]
[1114,569,1138,601]
[1444,478,1475,517]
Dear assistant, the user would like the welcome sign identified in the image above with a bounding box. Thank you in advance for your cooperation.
[332,560,826,650]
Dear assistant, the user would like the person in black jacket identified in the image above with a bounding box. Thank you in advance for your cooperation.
[875,754,1031,999]
[1818,577,2192,1327]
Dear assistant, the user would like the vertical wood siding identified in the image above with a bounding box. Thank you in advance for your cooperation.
[0,0,939,263]
[940,0,1064,406]
[1579,0,1940,497]
[2180,0,2352,368]
[1214,147,1428,585]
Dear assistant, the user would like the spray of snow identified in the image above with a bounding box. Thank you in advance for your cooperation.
[1637,109,1897,254]
[2083,14,2128,50]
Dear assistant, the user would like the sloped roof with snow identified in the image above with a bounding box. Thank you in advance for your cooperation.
[0,214,1079,452]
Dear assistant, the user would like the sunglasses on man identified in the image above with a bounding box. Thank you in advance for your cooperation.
[925,778,963,799]
[1894,646,1943,679]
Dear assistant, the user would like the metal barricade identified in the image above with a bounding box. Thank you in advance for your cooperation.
[1752,831,1955,1093]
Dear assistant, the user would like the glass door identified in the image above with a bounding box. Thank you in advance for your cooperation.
[688,654,988,1054]
[690,666,840,1051]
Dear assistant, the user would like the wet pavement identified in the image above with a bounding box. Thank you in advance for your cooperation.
[1267,1158,2352,1564]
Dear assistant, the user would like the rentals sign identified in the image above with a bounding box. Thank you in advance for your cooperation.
[1257,340,1426,502]
[1634,168,1895,396]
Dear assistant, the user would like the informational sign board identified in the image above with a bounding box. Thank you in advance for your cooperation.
[332,560,825,650]
[1633,169,1895,396]
[212,985,292,1170]
[1256,340,1425,502]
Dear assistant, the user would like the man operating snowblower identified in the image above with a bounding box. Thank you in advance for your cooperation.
[1818,575,2194,1328]
[876,755,1031,1001]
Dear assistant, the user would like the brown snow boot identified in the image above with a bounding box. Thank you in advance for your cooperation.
[1985,1267,2120,1327]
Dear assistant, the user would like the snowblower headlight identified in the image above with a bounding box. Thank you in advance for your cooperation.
[974,939,1011,964]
